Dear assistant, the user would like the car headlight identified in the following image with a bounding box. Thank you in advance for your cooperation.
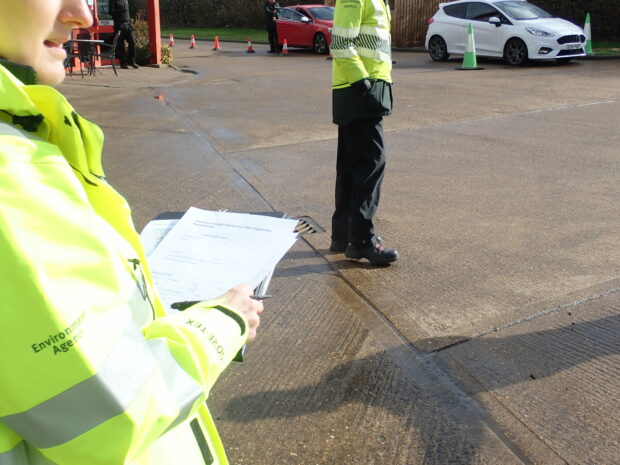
[525,27,554,37]
[328,28,332,33]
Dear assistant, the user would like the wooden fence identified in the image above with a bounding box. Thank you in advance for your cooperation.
[325,0,440,47]
[390,0,440,47]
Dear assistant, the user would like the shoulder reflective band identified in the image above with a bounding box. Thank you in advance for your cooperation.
[0,441,28,465]
[1,318,203,449]
[0,120,41,139]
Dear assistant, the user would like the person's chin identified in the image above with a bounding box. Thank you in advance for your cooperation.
[37,63,66,86]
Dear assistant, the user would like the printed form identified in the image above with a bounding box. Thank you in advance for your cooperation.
[143,207,298,312]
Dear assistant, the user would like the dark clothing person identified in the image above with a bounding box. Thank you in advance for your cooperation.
[329,0,398,265]
[109,0,138,68]
[332,116,385,248]
[264,0,280,53]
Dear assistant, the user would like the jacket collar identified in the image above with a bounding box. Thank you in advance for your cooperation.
[0,62,44,130]
[0,63,105,180]
[0,58,37,85]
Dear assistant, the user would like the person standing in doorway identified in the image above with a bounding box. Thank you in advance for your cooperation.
[109,0,138,68]
[264,0,280,53]
[329,0,399,265]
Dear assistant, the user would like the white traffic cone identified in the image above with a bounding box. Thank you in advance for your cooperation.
[456,23,483,70]
[246,37,256,53]
[584,13,593,55]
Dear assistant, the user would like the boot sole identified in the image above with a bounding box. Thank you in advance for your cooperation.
[345,247,398,265]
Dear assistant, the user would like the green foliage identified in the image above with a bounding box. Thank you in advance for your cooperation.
[159,0,325,29]
[132,11,151,65]
[160,44,173,65]
[533,1,619,40]
[162,28,268,42]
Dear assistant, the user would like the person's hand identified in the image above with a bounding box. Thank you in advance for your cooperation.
[351,78,372,96]
[218,284,263,342]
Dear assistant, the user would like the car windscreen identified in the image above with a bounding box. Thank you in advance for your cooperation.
[495,1,553,20]
[308,6,334,20]
[279,8,300,21]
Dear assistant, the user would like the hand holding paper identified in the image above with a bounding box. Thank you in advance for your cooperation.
[141,207,298,313]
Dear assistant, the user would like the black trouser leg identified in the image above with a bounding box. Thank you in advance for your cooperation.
[332,125,353,242]
[267,28,277,52]
[332,117,386,247]
[115,26,126,65]
[124,25,137,65]
[118,22,136,65]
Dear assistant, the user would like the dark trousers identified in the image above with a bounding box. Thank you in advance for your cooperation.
[332,117,386,248]
[267,26,278,52]
[115,22,136,65]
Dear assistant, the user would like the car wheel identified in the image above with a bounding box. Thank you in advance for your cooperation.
[428,35,449,61]
[504,38,528,66]
[313,33,328,55]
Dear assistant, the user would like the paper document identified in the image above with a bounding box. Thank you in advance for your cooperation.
[141,219,179,257]
[142,207,298,312]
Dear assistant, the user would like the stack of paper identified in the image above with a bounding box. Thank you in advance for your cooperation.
[141,207,298,313]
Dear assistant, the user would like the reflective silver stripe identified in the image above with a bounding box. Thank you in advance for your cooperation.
[359,24,390,41]
[357,47,392,63]
[128,279,152,328]
[331,26,359,38]
[331,48,357,59]
[0,441,29,465]
[1,320,202,448]
[0,121,37,139]
[331,31,359,59]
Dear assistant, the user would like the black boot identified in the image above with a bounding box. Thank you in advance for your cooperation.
[345,237,398,265]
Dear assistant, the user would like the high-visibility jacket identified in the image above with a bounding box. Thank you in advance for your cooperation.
[0,62,247,465]
[330,0,392,89]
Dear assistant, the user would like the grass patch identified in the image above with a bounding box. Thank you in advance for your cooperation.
[162,28,268,43]
[592,40,620,56]
[161,29,619,55]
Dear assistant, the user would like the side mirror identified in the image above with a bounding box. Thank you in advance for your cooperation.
[489,16,501,27]
[301,16,311,23]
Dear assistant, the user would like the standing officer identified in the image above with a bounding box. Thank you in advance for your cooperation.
[109,0,138,68]
[264,0,280,53]
[0,0,262,463]
[329,0,399,265]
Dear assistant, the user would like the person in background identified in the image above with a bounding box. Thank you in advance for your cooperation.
[264,0,280,53]
[328,0,399,265]
[109,0,138,68]
[0,1,262,464]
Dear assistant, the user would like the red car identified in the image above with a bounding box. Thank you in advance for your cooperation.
[276,4,334,54]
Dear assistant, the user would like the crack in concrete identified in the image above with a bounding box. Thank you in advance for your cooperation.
[154,86,602,465]
[433,285,620,353]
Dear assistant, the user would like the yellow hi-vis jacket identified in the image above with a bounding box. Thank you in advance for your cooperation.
[330,0,392,89]
[0,63,247,465]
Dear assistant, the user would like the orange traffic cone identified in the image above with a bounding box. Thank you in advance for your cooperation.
[213,36,221,51]
[281,39,289,55]
[189,35,197,49]
[246,37,255,53]
[169,33,175,47]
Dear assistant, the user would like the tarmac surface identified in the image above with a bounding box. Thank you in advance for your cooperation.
[59,41,620,465]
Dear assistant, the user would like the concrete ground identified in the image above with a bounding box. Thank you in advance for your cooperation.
[60,41,620,465]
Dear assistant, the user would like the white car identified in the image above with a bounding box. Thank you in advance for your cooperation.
[425,0,586,65]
